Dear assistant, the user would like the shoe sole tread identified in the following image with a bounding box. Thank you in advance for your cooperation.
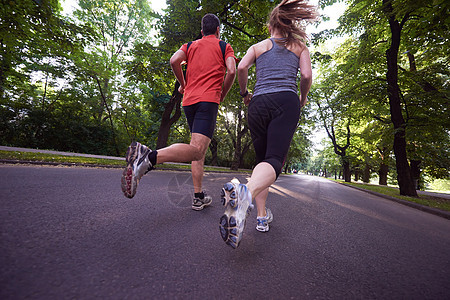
[121,142,140,198]
[219,183,250,249]
[192,198,212,211]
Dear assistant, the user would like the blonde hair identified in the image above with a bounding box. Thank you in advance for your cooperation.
[269,0,318,47]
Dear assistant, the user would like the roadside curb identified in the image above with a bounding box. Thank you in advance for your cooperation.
[337,182,450,220]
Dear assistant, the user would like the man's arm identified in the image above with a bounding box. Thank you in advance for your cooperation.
[220,56,236,102]
[170,49,187,93]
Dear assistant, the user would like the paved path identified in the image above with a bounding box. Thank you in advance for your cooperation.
[1,165,449,299]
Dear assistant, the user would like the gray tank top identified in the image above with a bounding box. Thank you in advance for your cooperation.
[253,38,300,97]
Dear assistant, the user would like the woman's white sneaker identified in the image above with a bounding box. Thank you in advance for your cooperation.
[256,208,273,232]
[219,179,253,249]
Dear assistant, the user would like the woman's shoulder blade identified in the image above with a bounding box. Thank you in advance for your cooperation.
[254,39,273,58]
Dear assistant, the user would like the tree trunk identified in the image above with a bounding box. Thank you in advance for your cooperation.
[383,0,417,196]
[363,163,370,183]
[230,105,249,171]
[156,81,182,149]
[0,40,6,99]
[343,160,351,182]
[95,77,120,156]
[231,135,241,170]
[239,140,252,168]
[354,169,359,182]
[410,160,421,190]
[379,163,388,185]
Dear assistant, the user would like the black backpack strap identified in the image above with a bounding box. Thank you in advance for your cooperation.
[186,41,193,54]
[219,40,227,62]
[186,40,227,63]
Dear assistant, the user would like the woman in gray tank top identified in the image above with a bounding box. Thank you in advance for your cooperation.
[219,0,317,249]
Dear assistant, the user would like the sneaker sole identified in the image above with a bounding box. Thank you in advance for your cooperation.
[256,225,269,232]
[219,214,239,249]
[121,142,139,198]
[219,183,249,249]
[192,200,212,211]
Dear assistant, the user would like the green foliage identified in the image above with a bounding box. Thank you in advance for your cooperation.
[285,106,314,172]
[0,0,337,170]
[0,0,105,152]
[426,178,450,192]
[312,0,449,185]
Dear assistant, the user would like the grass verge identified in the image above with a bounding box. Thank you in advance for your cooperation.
[332,179,450,212]
[0,150,250,173]
[0,150,126,167]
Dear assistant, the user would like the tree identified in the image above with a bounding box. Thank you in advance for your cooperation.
[381,0,417,195]
[284,106,313,174]
[2,0,315,168]
[129,0,293,168]
[0,0,90,148]
[220,97,253,170]
[146,0,203,148]
[317,0,449,195]
[1,0,70,98]
[310,62,353,182]
[72,0,154,155]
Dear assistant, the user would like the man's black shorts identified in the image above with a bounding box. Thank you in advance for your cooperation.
[183,102,219,139]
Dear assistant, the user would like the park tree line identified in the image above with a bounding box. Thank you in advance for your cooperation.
[1,0,448,192]
[309,0,449,195]
[1,0,307,170]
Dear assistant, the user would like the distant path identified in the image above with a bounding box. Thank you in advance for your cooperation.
[1,166,449,299]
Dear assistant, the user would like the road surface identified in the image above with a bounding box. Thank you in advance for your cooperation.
[1,165,449,299]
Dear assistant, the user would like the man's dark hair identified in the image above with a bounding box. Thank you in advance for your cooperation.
[202,14,220,36]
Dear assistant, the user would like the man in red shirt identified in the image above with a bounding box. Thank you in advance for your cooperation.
[121,14,237,211]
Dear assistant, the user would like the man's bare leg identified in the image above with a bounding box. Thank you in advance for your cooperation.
[156,133,210,164]
[189,133,212,210]
[192,157,205,194]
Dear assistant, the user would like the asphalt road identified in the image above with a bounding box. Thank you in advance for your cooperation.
[1,165,449,299]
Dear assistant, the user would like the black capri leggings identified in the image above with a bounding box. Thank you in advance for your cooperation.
[248,91,301,178]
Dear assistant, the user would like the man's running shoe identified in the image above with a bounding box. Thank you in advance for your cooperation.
[192,192,212,211]
[256,208,273,232]
[219,179,253,249]
[121,141,153,198]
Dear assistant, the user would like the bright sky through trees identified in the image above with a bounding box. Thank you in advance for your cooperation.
[62,0,346,33]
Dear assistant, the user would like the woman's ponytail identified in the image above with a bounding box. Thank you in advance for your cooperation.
[269,0,318,47]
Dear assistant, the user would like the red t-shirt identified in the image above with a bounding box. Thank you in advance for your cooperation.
[180,35,236,106]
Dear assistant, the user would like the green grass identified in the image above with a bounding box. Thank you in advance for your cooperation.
[331,179,450,212]
[0,150,126,167]
[0,150,250,173]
